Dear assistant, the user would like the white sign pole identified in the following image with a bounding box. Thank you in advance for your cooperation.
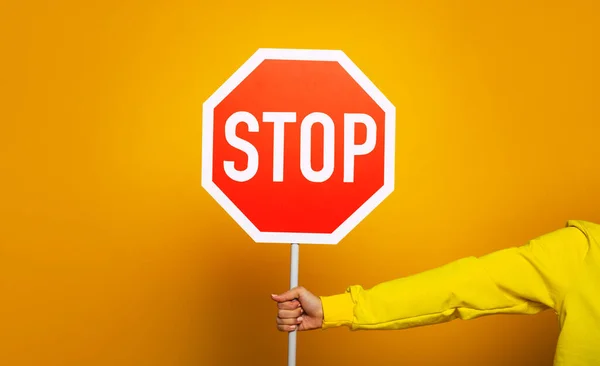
[288,243,299,366]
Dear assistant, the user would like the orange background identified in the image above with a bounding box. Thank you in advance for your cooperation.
[1,1,599,365]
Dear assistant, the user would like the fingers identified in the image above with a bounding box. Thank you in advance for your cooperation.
[276,315,303,332]
[272,287,308,332]
[278,307,303,319]
[277,299,301,310]
[277,324,299,332]
[277,316,303,326]
[276,305,304,332]
[271,286,306,302]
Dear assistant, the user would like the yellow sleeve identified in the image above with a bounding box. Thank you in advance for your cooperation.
[319,225,589,330]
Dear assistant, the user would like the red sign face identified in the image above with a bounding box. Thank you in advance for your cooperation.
[202,49,395,244]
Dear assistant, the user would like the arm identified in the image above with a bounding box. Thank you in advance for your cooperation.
[319,225,589,330]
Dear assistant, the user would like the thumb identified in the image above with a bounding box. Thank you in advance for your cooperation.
[271,286,305,302]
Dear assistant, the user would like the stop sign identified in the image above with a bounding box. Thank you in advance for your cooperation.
[202,48,395,244]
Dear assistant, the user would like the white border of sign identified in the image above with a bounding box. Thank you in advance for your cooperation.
[202,48,395,245]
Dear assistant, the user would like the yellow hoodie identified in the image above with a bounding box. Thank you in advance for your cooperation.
[319,220,600,365]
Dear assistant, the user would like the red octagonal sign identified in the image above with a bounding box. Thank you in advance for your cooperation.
[202,48,395,244]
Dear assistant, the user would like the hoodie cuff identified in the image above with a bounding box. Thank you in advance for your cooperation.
[320,292,354,329]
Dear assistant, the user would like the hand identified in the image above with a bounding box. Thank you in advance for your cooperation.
[271,286,324,332]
